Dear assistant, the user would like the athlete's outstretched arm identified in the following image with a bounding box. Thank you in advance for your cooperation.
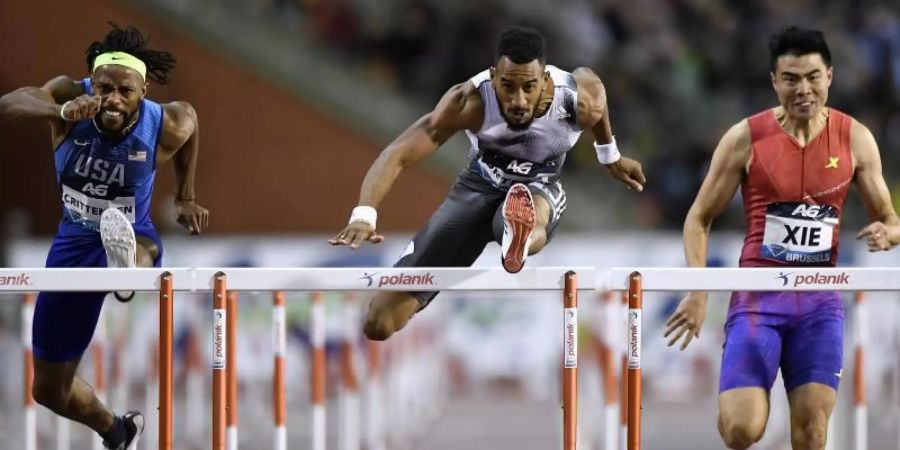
[664,121,750,350]
[573,68,645,191]
[0,76,83,122]
[0,76,96,147]
[330,82,483,248]
[158,101,210,235]
[852,120,900,251]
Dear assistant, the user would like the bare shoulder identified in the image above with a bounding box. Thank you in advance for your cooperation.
[572,68,606,127]
[572,67,603,90]
[432,81,483,132]
[162,101,197,121]
[41,75,84,103]
[849,117,879,168]
[159,101,197,149]
[162,101,197,130]
[722,119,751,148]
[849,117,877,148]
[716,119,752,168]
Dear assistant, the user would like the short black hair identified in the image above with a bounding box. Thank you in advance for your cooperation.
[769,26,831,71]
[85,22,176,85]
[496,26,545,65]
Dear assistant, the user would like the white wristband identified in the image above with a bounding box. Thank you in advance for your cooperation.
[349,206,377,229]
[594,137,621,165]
[59,101,72,121]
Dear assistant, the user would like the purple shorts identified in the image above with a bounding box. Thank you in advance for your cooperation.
[719,291,844,393]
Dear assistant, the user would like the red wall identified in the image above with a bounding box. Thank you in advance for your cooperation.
[0,0,449,235]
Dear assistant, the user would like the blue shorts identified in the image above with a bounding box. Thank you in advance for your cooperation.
[32,225,162,363]
[719,291,844,393]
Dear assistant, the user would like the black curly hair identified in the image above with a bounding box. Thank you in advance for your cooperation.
[85,22,176,84]
[496,26,545,65]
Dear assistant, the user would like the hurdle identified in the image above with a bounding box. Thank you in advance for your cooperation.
[194,267,591,450]
[607,267,897,450]
[5,266,592,450]
[272,292,287,450]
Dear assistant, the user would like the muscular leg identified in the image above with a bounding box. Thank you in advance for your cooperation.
[32,357,116,433]
[135,236,159,267]
[528,194,551,254]
[718,387,770,449]
[368,177,497,341]
[363,292,425,341]
[781,293,842,450]
[787,383,836,450]
[717,293,785,449]
[113,237,158,302]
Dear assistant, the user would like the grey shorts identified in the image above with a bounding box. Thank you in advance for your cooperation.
[394,171,566,308]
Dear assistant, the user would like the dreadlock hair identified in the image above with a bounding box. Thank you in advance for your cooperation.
[85,22,176,85]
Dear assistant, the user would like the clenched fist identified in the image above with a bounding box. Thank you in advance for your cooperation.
[60,95,102,122]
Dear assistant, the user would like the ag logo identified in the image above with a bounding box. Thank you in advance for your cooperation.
[82,182,108,196]
[790,204,822,219]
[506,160,533,175]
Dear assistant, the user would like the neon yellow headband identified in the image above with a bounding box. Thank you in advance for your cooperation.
[92,52,147,81]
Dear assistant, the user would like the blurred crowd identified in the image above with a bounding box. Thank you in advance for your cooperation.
[156,0,900,228]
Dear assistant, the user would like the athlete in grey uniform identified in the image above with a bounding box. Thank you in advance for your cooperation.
[330,27,646,341]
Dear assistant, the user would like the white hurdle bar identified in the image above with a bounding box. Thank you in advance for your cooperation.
[606,267,900,292]
[1,266,593,450]
[606,267,900,450]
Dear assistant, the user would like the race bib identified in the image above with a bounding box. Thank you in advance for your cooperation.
[62,184,136,230]
[761,202,838,264]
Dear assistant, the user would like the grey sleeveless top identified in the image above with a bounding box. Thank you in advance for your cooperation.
[464,65,582,187]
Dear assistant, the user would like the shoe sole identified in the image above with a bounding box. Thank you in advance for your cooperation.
[100,208,136,302]
[502,184,535,274]
[101,208,136,269]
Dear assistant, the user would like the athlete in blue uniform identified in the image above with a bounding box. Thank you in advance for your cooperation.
[0,24,209,449]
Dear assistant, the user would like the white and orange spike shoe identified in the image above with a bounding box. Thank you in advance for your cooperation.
[501,183,536,274]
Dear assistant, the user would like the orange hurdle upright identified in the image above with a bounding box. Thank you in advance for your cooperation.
[273,292,288,450]
[159,272,174,450]
[212,273,228,450]
[626,272,643,450]
[562,271,578,450]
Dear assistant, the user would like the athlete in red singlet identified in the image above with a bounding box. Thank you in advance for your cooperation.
[663,27,900,450]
